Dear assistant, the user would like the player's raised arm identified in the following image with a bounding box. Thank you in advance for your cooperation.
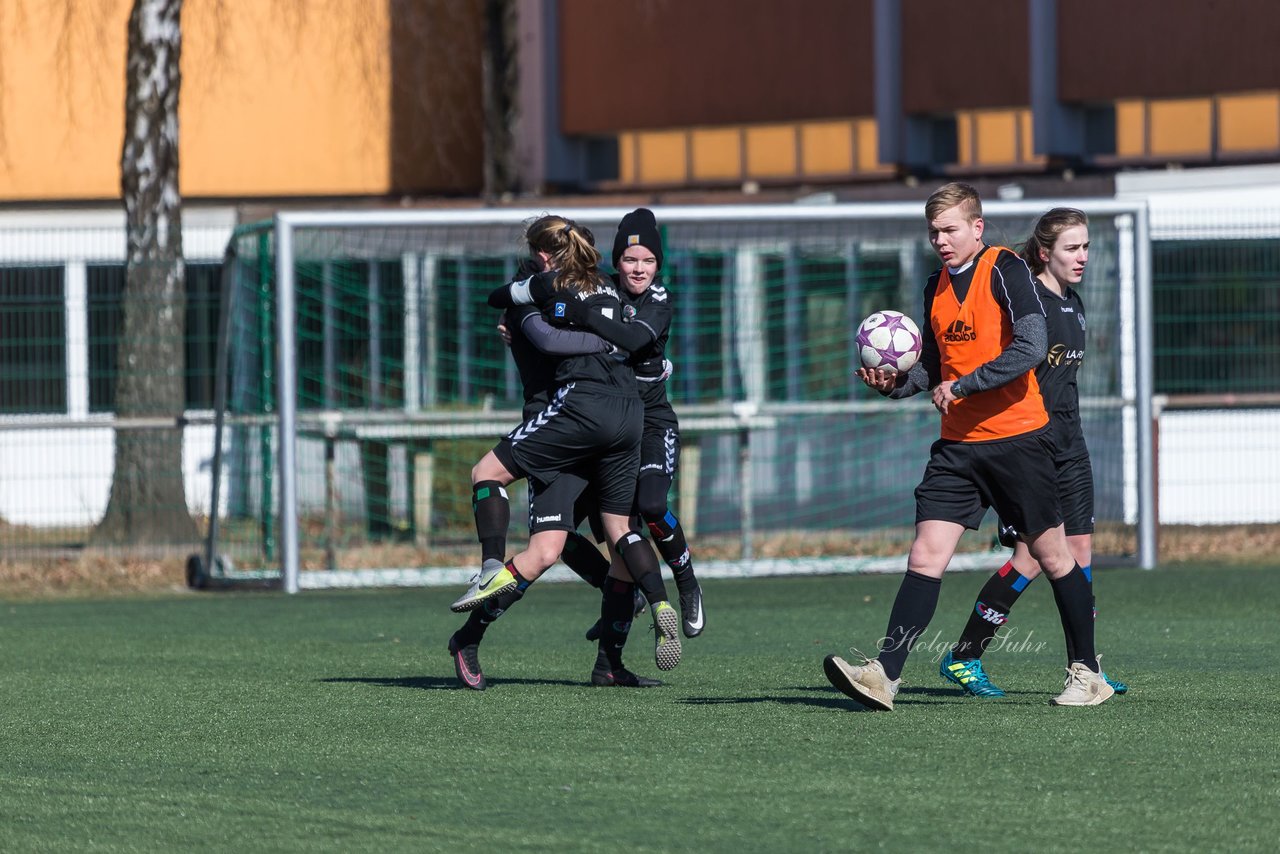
[487,268,559,308]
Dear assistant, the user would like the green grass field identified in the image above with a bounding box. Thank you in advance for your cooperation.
[2,563,1277,852]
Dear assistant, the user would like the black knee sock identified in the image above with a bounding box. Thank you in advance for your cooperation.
[1076,568,1099,663]
[597,578,637,669]
[952,561,1032,660]
[561,532,610,588]
[645,512,697,591]
[878,570,942,681]
[1049,563,1097,671]
[616,532,668,605]
[454,585,525,647]
[472,481,509,563]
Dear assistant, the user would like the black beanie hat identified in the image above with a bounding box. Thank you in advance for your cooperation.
[611,208,663,270]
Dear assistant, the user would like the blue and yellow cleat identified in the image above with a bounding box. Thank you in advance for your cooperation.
[1102,673,1128,694]
[1096,654,1128,694]
[939,650,1007,698]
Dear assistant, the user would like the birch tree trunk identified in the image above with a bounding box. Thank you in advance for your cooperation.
[91,0,196,547]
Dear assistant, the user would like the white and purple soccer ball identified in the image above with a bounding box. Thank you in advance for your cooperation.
[856,310,922,374]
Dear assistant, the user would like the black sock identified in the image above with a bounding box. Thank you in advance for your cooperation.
[1049,563,1098,671]
[878,570,942,681]
[952,561,1032,660]
[646,513,697,592]
[561,532,609,588]
[616,532,668,605]
[472,481,509,563]
[454,586,525,647]
[597,578,637,670]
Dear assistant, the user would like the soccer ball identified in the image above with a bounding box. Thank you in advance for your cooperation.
[856,310,922,373]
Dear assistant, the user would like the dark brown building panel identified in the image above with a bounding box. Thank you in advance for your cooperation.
[558,0,874,134]
[900,0,1028,114]
[389,0,486,194]
[1060,0,1280,102]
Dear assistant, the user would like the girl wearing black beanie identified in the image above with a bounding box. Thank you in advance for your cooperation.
[572,209,706,641]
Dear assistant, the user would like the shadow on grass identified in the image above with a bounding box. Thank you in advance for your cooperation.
[322,675,584,691]
[676,683,1042,710]
[788,686,1049,696]
[679,694,862,711]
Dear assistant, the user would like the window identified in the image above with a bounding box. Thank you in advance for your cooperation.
[0,266,66,414]
[87,261,225,412]
[1153,239,1280,394]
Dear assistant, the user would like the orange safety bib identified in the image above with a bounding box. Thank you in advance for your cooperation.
[931,247,1048,442]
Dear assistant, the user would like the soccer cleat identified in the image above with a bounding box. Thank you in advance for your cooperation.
[1102,673,1129,694]
[585,588,647,641]
[590,664,663,688]
[678,582,705,638]
[450,558,516,613]
[1095,655,1128,694]
[447,633,486,691]
[651,601,682,671]
[939,651,1006,698]
[1050,662,1115,706]
[823,655,900,711]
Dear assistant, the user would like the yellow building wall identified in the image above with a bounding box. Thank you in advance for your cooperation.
[1217,92,1280,153]
[0,0,473,202]
[180,0,392,198]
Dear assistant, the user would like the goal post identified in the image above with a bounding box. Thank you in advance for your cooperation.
[203,200,1154,593]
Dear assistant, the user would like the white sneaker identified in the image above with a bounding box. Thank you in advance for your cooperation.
[823,655,900,711]
[1051,662,1116,706]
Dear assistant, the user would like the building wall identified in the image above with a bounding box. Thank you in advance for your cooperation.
[557,0,1280,188]
[0,0,483,203]
[3,0,1280,200]
[558,0,874,134]
[1059,0,1280,102]
[900,0,1028,114]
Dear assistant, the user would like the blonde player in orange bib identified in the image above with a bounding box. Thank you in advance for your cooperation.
[823,183,1113,710]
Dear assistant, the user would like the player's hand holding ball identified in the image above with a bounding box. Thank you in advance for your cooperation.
[855,310,921,394]
[857,366,898,394]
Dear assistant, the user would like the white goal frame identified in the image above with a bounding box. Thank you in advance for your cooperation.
[265,200,1155,593]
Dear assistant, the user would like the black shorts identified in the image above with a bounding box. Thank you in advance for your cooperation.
[999,453,1094,544]
[490,401,547,481]
[503,382,642,515]
[915,430,1062,537]
[638,425,680,480]
[527,471,590,535]
[571,482,611,543]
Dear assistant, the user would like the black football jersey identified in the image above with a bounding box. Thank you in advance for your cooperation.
[619,282,677,423]
[1035,280,1087,458]
[552,285,638,395]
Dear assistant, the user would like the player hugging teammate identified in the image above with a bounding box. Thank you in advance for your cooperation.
[445,210,703,690]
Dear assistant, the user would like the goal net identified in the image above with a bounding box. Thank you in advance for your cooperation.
[200,201,1152,591]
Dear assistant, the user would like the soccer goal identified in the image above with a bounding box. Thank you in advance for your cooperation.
[193,200,1154,593]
